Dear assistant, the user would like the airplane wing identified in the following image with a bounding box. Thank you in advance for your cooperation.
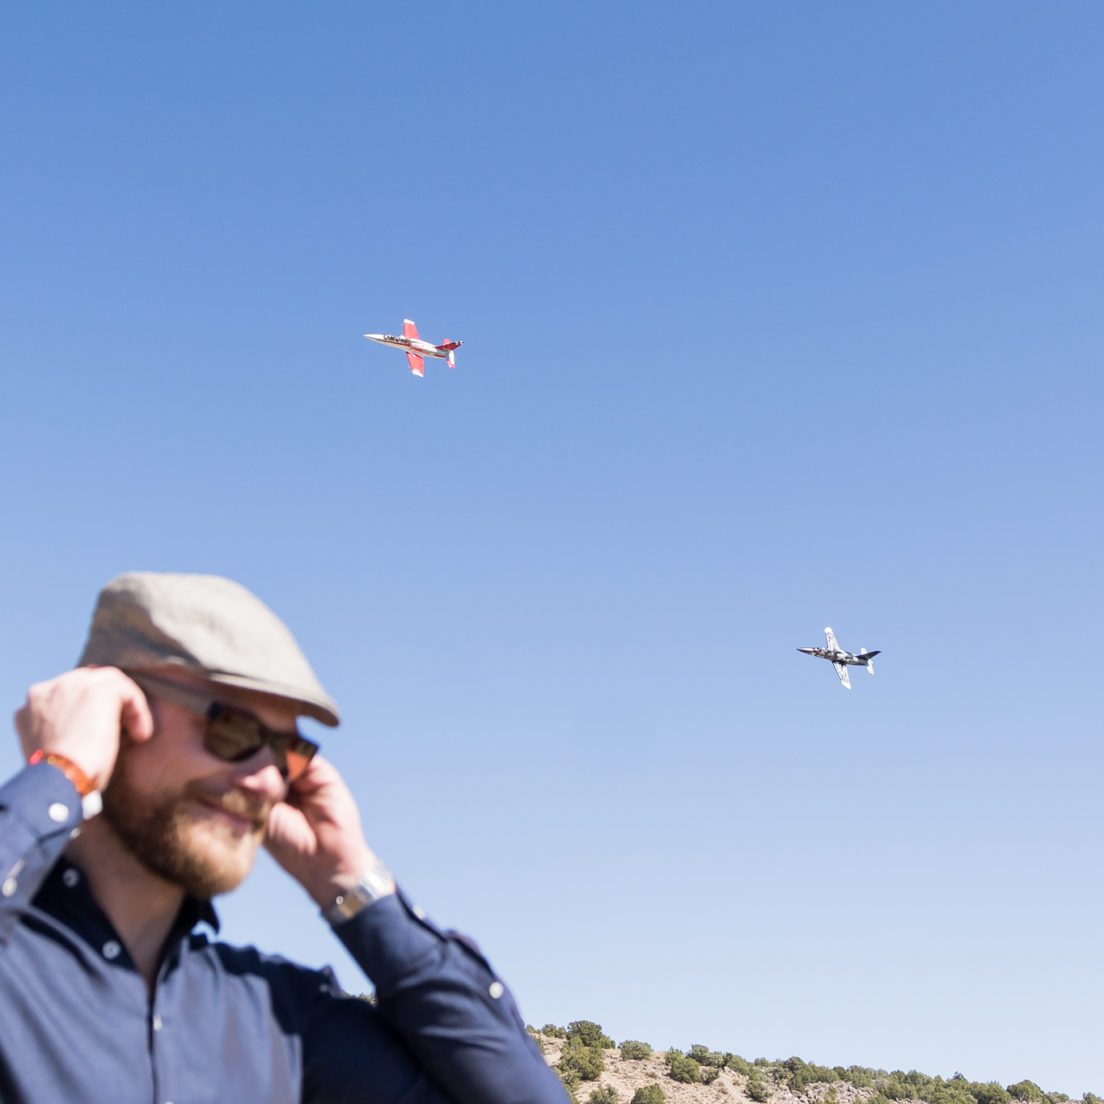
[403,318,419,339]
[824,627,840,651]
[833,662,852,689]
[406,351,425,377]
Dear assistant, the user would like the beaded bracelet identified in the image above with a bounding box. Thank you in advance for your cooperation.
[28,750,97,796]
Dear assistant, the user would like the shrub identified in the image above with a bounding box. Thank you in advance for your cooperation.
[688,1042,724,1068]
[1082,1095,1102,1104]
[689,1046,725,1068]
[1008,1085,1043,1103]
[589,1088,619,1104]
[726,1055,752,1076]
[541,1024,568,1039]
[568,1022,615,1049]
[668,1056,702,1084]
[748,1073,772,1102]
[975,1084,1012,1104]
[621,1041,653,1061]
[882,1077,912,1100]
[558,1069,580,1104]
[922,1080,976,1104]
[702,1068,721,1085]
[560,1044,605,1082]
[632,1086,665,1104]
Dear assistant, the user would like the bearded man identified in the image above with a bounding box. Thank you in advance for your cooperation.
[0,571,564,1104]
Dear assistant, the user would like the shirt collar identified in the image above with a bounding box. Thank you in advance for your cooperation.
[36,856,221,941]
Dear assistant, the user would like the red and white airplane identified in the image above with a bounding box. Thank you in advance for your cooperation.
[363,319,462,377]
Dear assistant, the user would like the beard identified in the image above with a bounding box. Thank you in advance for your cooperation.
[101,742,271,899]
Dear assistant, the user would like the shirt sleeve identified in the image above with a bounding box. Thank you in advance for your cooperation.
[303,891,567,1104]
[0,764,84,943]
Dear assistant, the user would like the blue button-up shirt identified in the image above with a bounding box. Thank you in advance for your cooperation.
[0,762,566,1104]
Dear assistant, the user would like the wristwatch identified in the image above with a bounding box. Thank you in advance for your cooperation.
[322,858,396,925]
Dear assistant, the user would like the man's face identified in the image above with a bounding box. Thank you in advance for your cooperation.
[101,678,299,898]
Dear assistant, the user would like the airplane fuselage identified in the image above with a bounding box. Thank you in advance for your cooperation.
[797,646,877,666]
[363,334,454,359]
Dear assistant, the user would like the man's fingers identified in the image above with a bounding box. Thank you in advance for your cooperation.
[118,683,155,743]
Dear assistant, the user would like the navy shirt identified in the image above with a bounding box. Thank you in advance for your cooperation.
[0,762,566,1104]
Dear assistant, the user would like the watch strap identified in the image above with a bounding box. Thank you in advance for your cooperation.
[322,858,396,925]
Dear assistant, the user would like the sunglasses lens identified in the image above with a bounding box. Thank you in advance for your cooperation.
[282,734,320,782]
[205,710,264,763]
[204,707,318,782]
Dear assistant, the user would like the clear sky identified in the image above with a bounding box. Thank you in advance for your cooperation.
[2,2,1101,1096]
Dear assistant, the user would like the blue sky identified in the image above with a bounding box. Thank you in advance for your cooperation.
[2,2,1102,1095]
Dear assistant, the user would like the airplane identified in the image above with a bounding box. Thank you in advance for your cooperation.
[363,318,462,377]
[797,627,880,690]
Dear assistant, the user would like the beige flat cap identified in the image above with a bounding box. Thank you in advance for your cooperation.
[78,572,340,726]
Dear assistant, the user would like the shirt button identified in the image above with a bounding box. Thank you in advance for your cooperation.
[48,803,70,823]
[103,940,122,960]
[152,1014,163,1031]
[488,981,504,999]
[62,869,80,888]
[412,904,427,919]
[1,878,16,898]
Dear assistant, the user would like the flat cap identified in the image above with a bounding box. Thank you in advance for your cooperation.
[78,572,340,727]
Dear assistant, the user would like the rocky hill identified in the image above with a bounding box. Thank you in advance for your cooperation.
[530,1026,1096,1104]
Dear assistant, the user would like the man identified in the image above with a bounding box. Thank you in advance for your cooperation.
[0,571,565,1104]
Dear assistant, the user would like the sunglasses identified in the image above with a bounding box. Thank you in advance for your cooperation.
[128,672,319,782]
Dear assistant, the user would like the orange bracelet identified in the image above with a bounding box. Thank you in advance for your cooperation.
[28,750,97,796]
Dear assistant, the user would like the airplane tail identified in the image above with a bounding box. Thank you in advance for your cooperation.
[860,648,875,675]
[436,340,461,369]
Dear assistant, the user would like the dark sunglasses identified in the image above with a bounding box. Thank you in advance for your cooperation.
[128,672,319,782]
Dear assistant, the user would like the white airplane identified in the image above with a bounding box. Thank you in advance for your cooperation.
[797,627,880,690]
[363,318,462,377]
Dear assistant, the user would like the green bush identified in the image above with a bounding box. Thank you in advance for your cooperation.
[589,1088,619,1104]
[558,1069,580,1104]
[789,1065,839,1093]
[1082,1095,1102,1104]
[748,1072,772,1102]
[568,1022,615,1050]
[882,1077,912,1100]
[689,1045,725,1068]
[560,1044,606,1082]
[1007,1084,1043,1103]
[668,1056,701,1084]
[975,1083,1012,1104]
[541,1024,568,1039]
[726,1055,752,1076]
[620,1041,653,1061]
[921,1079,976,1104]
[631,1086,665,1104]
[702,1068,721,1085]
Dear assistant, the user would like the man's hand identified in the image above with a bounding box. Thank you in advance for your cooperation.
[264,755,393,909]
[14,667,155,791]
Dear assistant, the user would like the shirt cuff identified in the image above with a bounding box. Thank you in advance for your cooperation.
[331,889,488,998]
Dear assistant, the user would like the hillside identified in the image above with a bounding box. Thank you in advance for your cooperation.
[530,1025,1097,1104]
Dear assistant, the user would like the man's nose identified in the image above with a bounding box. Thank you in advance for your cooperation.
[230,747,288,800]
